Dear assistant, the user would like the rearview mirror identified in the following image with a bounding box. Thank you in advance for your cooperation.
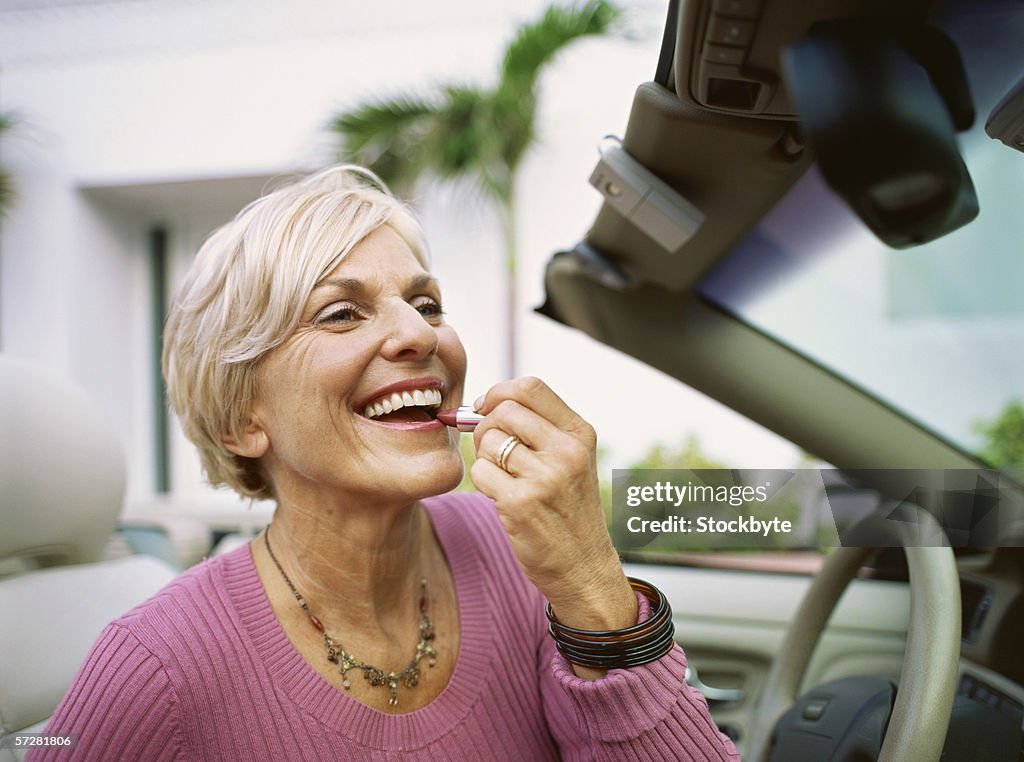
[783,20,978,248]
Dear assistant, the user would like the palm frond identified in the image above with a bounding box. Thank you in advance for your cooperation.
[331,95,444,192]
[426,86,510,199]
[491,90,538,178]
[500,0,622,95]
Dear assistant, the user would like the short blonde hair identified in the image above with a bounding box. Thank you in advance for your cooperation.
[163,165,428,499]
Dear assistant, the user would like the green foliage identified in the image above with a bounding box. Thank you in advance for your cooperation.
[975,399,1024,473]
[626,435,729,471]
[330,96,442,194]
[500,1,620,92]
[456,434,478,492]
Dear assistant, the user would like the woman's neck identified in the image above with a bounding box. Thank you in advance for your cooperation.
[265,491,433,630]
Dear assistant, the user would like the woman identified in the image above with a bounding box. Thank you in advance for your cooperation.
[33,167,739,761]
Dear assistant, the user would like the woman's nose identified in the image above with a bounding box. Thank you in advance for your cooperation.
[380,301,438,362]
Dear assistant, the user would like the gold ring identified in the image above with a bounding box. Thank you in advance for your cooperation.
[496,435,520,473]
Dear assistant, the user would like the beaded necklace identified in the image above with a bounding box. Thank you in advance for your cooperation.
[263,526,437,706]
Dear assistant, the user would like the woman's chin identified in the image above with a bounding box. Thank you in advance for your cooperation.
[417,454,466,498]
[367,447,465,504]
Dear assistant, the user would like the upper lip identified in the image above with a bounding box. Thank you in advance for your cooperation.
[354,376,447,412]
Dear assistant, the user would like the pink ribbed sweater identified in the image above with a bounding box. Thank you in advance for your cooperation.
[32,492,739,761]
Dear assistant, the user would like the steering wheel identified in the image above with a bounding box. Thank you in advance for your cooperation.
[746,513,961,762]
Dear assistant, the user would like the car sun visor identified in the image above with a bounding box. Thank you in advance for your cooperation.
[782,20,979,248]
[574,82,812,292]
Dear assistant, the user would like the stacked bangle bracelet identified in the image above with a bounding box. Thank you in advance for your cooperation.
[545,578,676,669]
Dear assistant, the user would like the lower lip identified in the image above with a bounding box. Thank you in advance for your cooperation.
[357,416,447,432]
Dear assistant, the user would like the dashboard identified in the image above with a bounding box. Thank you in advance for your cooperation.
[951,549,1024,756]
[953,660,1023,759]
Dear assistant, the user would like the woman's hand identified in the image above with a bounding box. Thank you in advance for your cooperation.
[470,377,637,676]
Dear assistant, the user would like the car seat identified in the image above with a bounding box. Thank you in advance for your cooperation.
[0,355,176,760]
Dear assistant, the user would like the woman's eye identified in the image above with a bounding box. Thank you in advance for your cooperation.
[316,303,365,325]
[414,298,444,320]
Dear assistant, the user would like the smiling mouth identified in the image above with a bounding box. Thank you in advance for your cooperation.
[360,388,443,424]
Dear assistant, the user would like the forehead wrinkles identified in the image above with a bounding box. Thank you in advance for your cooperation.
[312,273,438,302]
[311,229,435,299]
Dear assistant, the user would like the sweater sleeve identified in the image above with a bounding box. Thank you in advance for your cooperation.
[538,592,741,762]
[433,491,740,761]
[25,623,185,762]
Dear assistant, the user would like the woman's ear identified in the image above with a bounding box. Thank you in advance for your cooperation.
[221,416,269,459]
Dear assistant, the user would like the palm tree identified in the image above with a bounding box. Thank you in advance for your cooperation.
[331,0,621,379]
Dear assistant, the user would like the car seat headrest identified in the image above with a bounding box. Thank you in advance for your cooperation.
[0,355,124,566]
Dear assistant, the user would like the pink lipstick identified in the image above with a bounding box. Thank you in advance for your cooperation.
[436,406,485,432]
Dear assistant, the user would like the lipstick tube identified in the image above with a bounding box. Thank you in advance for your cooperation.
[436,406,484,432]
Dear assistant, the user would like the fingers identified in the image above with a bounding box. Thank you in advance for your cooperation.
[469,454,515,503]
[473,399,594,485]
[474,377,595,445]
[470,431,570,522]
[470,430,551,510]
[471,379,598,505]
[477,428,536,477]
[471,413,597,526]
[472,394,561,455]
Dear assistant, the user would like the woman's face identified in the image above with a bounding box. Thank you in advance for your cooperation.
[242,225,468,506]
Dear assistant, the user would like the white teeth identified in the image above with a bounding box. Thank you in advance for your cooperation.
[362,387,445,419]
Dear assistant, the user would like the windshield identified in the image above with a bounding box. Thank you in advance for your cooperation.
[697,3,1024,473]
